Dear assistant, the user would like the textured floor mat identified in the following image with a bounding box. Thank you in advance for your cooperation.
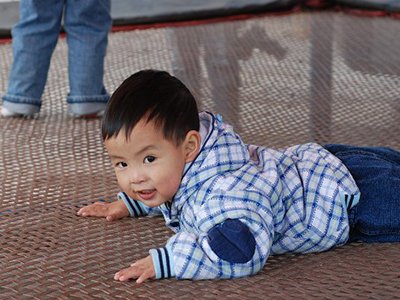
[1,11,399,299]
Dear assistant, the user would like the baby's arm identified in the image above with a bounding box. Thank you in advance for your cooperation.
[77,199,129,221]
[77,192,158,220]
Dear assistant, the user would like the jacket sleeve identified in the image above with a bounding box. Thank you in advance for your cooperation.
[117,192,161,217]
[149,190,275,280]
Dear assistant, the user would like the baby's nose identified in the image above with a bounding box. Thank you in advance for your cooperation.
[130,169,146,184]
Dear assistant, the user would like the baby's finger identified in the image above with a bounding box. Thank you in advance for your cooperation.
[136,270,154,284]
[106,214,116,221]
[114,267,140,282]
[79,208,104,217]
[77,207,90,215]
[114,271,124,281]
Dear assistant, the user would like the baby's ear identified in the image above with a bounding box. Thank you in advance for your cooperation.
[183,130,201,163]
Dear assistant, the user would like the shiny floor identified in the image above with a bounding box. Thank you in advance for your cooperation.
[0,11,399,299]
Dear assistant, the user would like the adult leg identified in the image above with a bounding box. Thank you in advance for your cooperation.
[325,144,400,243]
[2,0,64,115]
[64,0,112,116]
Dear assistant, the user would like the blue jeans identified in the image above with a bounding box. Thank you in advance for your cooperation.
[2,0,112,115]
[325,144,400,243]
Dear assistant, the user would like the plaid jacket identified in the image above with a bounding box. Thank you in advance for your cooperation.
[119,111,360,280]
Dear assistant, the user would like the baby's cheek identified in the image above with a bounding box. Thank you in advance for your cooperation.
[117,177,131,194]
[162,175,181,197]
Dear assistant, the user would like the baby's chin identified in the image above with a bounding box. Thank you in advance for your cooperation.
[125,190,172,207]
[143,197,174,208]
[142,199,170,208]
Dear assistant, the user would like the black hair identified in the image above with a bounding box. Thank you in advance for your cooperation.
[102,70,199,145]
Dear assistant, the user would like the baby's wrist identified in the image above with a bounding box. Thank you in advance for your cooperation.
[120,201,130,216]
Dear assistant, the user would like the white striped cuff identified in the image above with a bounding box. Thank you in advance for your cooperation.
[149,245,175,279]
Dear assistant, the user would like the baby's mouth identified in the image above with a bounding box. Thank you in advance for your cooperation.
[137,189,156,200]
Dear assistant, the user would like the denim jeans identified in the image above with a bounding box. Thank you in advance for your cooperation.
[2,0,112,115]
[325,144,400,243]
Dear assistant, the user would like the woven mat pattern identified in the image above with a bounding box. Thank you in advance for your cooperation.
[1,11,399,299]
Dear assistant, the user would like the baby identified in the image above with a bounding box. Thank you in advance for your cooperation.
[78,69,400,283]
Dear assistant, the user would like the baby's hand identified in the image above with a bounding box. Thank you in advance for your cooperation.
[77,199,129,221]
[114,255,155,283]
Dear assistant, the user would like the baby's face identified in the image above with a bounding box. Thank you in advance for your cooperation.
[105,119,188,207]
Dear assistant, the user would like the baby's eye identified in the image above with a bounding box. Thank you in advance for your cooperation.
[116,162,128,168]
[144,156,156,164]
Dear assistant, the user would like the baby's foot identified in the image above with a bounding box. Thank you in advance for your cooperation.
[1,107,35,117]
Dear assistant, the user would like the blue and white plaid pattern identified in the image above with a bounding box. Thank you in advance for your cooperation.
[121,111,360,280]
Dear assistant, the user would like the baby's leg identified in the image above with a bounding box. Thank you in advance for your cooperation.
[325,144,400,243]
